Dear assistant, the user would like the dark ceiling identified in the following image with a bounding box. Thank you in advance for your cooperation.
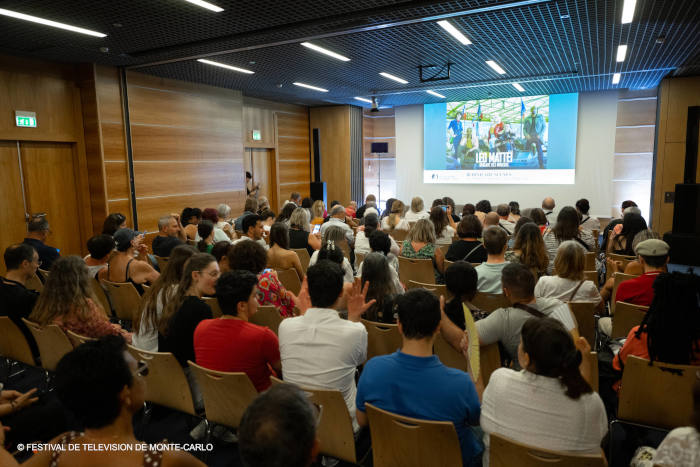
[1,0,698,106]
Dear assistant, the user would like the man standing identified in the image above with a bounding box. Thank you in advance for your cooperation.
[233,215,267,250]
[320,205,355,247]
[23,217,59,271]
[152,214,187,257]
[356,289,482,466]
[448,112,464,158]
[523,106,546,168]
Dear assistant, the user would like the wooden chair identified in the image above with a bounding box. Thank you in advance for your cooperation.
[249,305,283,335]
[291,248,311,273]
[65,329,97,346]
[617,355,697,429]
[202,297,222,318]
[434,333,468,373]
[397,257,435,285]
[154,255,169,272]
[585,351,599,393]
[584,252,596,271]
[102,280,142,323]
[480,343,502,387]
[0,316,35,367]
[471,292,510,313]
[143,232,159,254]
[25,273,43,292]
[606,255,637,281]
[490,432,608,467]
[365,403,463,467]
[276,268,302,295]
[438,244,450,256]
[187,361,258,430]
[390,229,408,242]
[610,302,648,339]
[569,302,597,348]
[127,346,197,416]
[354,252,366,268]
[610,272,638,315]
[22,319,73,372]
[591,229,600,254]
[271,376,361,464]
[362,319,401,361]
[91,277,113,316]
[406,280,450,300]
[583,270,598,284]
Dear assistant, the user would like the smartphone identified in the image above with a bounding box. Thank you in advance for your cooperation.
[312,225,321,234]
[262,268,273,274]
[441,205,448,212]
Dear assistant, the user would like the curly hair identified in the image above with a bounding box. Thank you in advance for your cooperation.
[228,240,267,274]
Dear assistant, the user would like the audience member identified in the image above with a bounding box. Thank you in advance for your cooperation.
[23,216,60,270]
[201,208,232,243]
[475,227,510,293]
[529,207,548,233]
[542,196,556,220]
[382,200,410,232]
[211,240,233,272]
[511,216,532,239]
[462,203,476,217]
[257,196,270,214]
[367,230,400,273]
[277,202,297,225]
[508,201,521,223]
[575,198,600,232]
[535,241,602,310]
[228,240,297,317]
[284,191,302,207]
[475,263,576,368]
[216,203,235,238]
[260,208,276,232]
[84,234,115,278]
[443,196,460,222]
[196,220,215,253]
[542,207,595,273]
[181,207,202,240]
[310,232,354,283]
[346,200,358,218]
[429,206,457,245]
[475,199,492,224]
[133,244,196,351]
[195,270,281,392]
[1,244,41,358]
[480,317,607,465]
[289,207,320,254]
[606,212,647,256]
[401,219,445,282]
[483,211,500,228]
[405,196,429,221]
[355,194,376,219]
[496,203,515,235]
[310,200,325,226]
[605,229,661,277]
[233,214,268,250]
[356,289,482,466]
[31,256,131,341]
[320,205,355,246]
[446,215,487,263]
[102,212,127,236]
[235,198,259,231]
[152,214,186,257]
[354,213,379,260]
[381,198,396,219]
[0,384,65,453]
[360,252,402,322]
[504,222,549,278]
[267,222,304,280]
[279,261,372,432]
[238,384,319,467]
[601,200,638,248]
[444,261,487,329]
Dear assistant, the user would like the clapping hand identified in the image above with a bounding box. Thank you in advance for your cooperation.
[1,388,39,412]
[347,279,376,322]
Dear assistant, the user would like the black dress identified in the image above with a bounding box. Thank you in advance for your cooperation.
[289,228,314,256]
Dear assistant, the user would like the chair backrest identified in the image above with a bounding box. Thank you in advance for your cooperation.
[291,248,311,273]
[585,351,599,393]
[276,268,302,295]
[390,229,408,242]
[365,403,463,467]
[355,252,366,268]
[406,280,451,300]
[155,255,169,272]
[583,270,598,284]
[65,329,97,346]
[249,305,283,335]
[91,277,113,316]
[610,272,638,315]
[489,432,607,467]
[471,292,511,313]
[21,318,73,371]
[568,302,597,347]
[398,256,435,285]
[187,361,258,429]
[611,302,648,339]
[25,273,43,292]
[618,355,697,429]
[270,376,357,463]
[480,343,502,387]
[202,297,222,318]
[102,280,142,321]
[433,333,468,372]
[0,316,35,366]
[361,319,402,361]
[584,252,596,271]
[127,345,196,416]
[438,244,450,256]
[606,255,637,281]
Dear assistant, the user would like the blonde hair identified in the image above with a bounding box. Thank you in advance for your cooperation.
[410,197,424,213]
[312,200,325,219]
[407,219,436,244]
[554,240,586,281]
[387,200,406,230]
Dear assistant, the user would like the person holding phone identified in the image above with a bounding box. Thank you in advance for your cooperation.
[288,208,321,255]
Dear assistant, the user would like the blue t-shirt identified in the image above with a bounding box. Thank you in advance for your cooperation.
[356,351,482,465]
[448,119,464,137]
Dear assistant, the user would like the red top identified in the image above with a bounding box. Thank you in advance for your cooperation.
[615,272,661,306]
[194,318,280,392]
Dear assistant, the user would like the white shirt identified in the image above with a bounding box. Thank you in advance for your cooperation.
[654,427,700,467]
[195,227,231,244]
[535,276,602,304]
[579,216,600,233]
[232,235,268,250]
[278,308,367,431]
[381,216,410,231]
[320,217,355,246]
[435,225,456,245]
[498,219,515,235]
[480,368,608,466]
[309,250,354,283]
[404,210,429,221]
[132,285,177,352]
[354,231,400,267]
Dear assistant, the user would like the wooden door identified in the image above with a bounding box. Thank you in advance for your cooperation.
[19,142,84,257]
[0,141,29,275]
[247,148,277,211]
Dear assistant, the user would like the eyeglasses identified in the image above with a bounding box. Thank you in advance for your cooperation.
[135,360,149,377]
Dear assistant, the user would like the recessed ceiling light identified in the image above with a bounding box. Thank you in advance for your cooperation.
[512,82,525,92]
[293,82,328,92]
[616,44,628,62]
[301,42,350,62]
[437,20,472,45]
[379,72,409,84]
[621,0,636,24]
[184,0,224,12]
[354,97,372,103]
[0,8,107,37]
[197,59,254,74]
[612,73,621,84]
[426,90,446,98]
[485,60,506,74]
[560,14,570,19]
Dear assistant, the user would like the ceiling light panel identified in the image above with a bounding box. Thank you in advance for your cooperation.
[612,73,621,84]
[197,59,254,74]
[379,72,408,84]
[621,0,637,24]
[616,45,628,62]
[512,82,525,92]
[354,97,372,103]
[426,90,446,98]
[437,20,472,45]
[0,8,106,37]
[293,82,328,92]
[301,42,350,61]
[184,0,224,13]
[485,60,506,74]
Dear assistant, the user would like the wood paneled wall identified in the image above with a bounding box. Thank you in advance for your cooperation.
[125,71,245,231]
[652,76,700,233]
[362,108,396,203]
[309,106,351,205]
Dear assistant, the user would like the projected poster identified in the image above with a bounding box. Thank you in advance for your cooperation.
[424,93,578,184]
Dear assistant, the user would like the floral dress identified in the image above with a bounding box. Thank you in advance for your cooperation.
[257,271,295,317]
[401,240,442,283]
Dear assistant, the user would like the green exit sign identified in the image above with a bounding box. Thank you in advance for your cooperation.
[252,129,261,141]
[15,111,37,128]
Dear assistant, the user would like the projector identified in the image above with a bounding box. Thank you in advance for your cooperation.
[370,96,379,112]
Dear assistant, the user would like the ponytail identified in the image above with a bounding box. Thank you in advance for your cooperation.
[558,349,591,399]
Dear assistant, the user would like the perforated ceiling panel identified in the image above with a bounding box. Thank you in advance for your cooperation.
[0,0,698,106]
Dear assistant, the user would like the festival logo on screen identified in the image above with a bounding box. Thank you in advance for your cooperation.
[445,95,549,170]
